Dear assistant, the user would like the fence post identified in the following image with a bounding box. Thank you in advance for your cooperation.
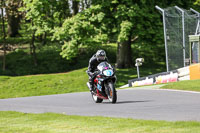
[155,6,169,72]
[190,8,200,35]
[175,6,186,67]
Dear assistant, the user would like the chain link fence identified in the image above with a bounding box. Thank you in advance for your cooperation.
[156,6,199,71]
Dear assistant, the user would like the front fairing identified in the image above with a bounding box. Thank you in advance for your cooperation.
[97,62,115,76]
[94,62,117,93]
[96,75,117,84]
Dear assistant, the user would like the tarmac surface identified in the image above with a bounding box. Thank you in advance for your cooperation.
[0,85,200,121]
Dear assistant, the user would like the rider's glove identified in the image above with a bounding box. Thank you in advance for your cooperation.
[94,71,99,75]
[93,71,99,77]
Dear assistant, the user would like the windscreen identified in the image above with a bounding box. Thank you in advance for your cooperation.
[97,62,111,71]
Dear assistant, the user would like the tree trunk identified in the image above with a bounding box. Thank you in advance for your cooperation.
[7,15,21,37]
[59,13,62,27]
[42,32,47,45]
[116,35,133,68]
[30,30,37,67]
[6,0,22,37]
[72,0,79,16]
[85,0,90,8]
[62,1,70,18]
[81,0,85,11]
[1,1,6,71]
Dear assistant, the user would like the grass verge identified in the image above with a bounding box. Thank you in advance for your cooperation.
[0,68,88,99]
[0,66,164,99]
[0,111,200,133]
[161,79,200,92]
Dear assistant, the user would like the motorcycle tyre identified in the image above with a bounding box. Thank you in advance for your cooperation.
[106,81,117,104]
[91,92,103,103]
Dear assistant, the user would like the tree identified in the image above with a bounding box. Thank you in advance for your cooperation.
[194,0,200,7]
[22,0,54,66]
[55,0,71,26]
[53,0,197,69]
[93,0,197,68]
[84,0,91,9]
[54,0,160,68]
[72,0,79,16]
[116,21,133,68]
[53,5,107,60]
[80,0,91,11]
[22,0,74,66]
[0,0,6,71]
[86,1,156,68]
[6,0,22,37]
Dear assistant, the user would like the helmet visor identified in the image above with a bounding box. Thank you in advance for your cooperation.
[98,56,105,60]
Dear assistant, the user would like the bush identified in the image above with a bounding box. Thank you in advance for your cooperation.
[0,43,165,76]
[0,43,117,76]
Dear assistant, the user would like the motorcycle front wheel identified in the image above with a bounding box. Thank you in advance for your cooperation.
[106,81,117,103]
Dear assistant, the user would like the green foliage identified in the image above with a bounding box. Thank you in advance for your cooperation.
[52,0,167,63]
[0,45,66,75]
[0,43,117,76]
[68,0,168,65]
[2,0,198,75]
[118,21,133,42]
[22,0,53,35]
[61,41,79,60]
[21,0,71,42]
[194,0,200,7]
[53,5,108,60]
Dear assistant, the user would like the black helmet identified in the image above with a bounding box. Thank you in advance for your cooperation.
[96,50,106,61]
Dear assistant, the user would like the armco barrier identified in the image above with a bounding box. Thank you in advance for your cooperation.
[177,66,190,81]
[128,63,200,87]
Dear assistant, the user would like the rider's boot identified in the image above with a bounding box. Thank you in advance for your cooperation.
[89,81,94,92]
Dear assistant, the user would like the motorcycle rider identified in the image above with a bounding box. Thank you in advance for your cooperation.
[87,50,108,92]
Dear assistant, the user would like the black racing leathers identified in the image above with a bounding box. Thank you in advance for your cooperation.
[87,54,108,90]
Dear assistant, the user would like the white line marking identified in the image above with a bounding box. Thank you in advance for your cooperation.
[128,87,200,94]
[155,89,200,94]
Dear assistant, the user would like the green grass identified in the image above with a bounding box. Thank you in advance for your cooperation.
[0,111,200,133]
[0,68,88,99]
[0,65,165,99]
[161,79,200,92]
[0,38,166,99]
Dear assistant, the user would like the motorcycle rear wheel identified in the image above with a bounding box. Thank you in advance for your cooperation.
[91,93,103,103]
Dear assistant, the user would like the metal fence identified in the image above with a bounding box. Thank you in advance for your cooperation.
[156,6,200,71]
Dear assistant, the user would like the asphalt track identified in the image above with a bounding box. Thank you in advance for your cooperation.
[0,85,200,121]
